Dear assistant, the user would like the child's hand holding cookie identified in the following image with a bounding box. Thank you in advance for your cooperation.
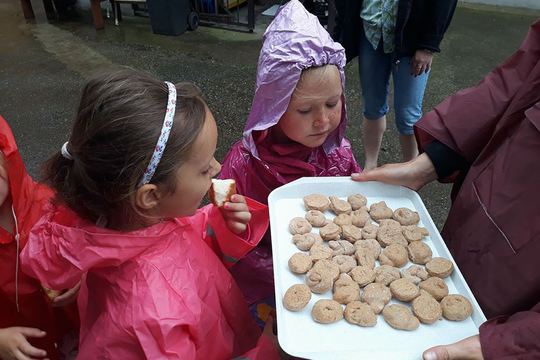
[221,194,252,235]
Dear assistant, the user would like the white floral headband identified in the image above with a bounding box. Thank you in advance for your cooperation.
[61,81,177,187]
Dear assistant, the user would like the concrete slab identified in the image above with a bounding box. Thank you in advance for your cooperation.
[0,0,538,228]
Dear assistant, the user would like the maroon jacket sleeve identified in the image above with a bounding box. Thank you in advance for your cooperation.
[414,19,540,181]
[479,302,540,358]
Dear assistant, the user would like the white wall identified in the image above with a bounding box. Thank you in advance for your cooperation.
[461,0,540,10]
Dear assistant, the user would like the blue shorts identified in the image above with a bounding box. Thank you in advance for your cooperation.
[358,32,430,135]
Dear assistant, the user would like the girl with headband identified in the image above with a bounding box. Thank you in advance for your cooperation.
[20,70,279,359]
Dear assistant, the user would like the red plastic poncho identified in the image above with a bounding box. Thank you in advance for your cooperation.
[220,0,360,306]
[0,115,78,359]
[20,199,279,360]
[414,19,540,358]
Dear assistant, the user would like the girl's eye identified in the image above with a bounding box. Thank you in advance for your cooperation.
[326,102,339,108]
[297,108,311,115]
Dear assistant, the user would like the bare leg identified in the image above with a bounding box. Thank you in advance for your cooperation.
[399,134,419,162]
[362,116,386,170]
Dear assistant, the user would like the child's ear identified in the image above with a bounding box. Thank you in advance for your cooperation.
[135,184,160,210]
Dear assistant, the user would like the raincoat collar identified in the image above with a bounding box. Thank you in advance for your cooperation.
[243,0,348,159]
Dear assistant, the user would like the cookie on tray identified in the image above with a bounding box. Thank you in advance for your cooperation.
[401,264,429,284]
[347,194,367,210]
[362,282,391,314]
[305,268,333,294]
[292,232,323,251]
[288,252,313,274]
[361,223,379,240]
[309,244,333,261]
[312,259,340,281]
[426,257,454,278]
[305,210,328,227]
[407,241,433,265]
[350,209,371,227]
[441,294,473,321]
[289,217,312,235]
[379,244,408,268]
[344,301,377,327]
[354,247,376,269]
[354,238,382,259]
[402,225,429,242]
[412,293,442,324]
[333,280,360,305]
[377,225,408,247]
[283,284,311,311]
[329,240,355,256]
[319,222,341,241]
[382,304,420,331]
[419,276,449,301]
[333,213,352,227]
[303,194,330,212]
[349,266,376,287]
[393,207,420,226]
[389,278,420,302]
[369,201,393,221]
[374,265,401,286]
[311,299,343,324]
[329,196,352,215]
[341,224,363,243]
[333,255,357,273]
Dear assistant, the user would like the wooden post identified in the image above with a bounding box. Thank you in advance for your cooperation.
[20,0,35,20]
[90,0,105,29]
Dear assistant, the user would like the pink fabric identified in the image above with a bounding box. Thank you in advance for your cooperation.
[414,19,540,358]
[20,199,279,360]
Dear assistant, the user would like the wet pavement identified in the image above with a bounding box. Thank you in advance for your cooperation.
[1,0,538,228]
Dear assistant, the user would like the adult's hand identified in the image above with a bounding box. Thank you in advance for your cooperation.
[351,153,438,191]
[0,327,48,360]
[423,335,483,360]
[411,49,434,76]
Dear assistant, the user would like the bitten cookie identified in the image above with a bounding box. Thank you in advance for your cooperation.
[344,301,377,327]
[441,294,473,321]
[283,284,311,311]
[311,299,343,324]
[208,179,236,207]
[382,304,420,331]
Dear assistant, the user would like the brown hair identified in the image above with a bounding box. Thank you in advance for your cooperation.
[44,70,207,230]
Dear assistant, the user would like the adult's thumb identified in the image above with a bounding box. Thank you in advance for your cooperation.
[423,346,450,360]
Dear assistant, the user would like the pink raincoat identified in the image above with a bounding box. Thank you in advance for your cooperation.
[220,0,360,305]
[415,19,540,358]
[20,199,279,359]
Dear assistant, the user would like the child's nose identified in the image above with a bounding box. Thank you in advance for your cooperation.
[314,110,330,128]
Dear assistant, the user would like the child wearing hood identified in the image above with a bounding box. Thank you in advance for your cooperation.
[219,0,361,321]
[0,116,79,360]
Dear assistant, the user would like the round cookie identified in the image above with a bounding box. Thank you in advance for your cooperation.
[441,294,473,321]
[305,268,333,294]
[333,255,357,273]
[303,194,330,212]
[350,209,371,227]
[382,304,420,331]
[419,277,449,301]
[379,243,408,268]
[354,247,376,269]
[311,299,343,324]
[312,259,340,281]
[288,252,313,274]
[407,241,433,265]
[344,301,377,327]
[361,223,379,239]
[347,194,367,210]
[333,213,352,227]
[377,225,408,247]
[401,264,429,284]
[369,201,393,221]
[393,207,420,226]
[305,210,328,227]
[329,240,355,256]
[292,232,323,251]
[341,224,363,243]
[289,217,312,235]
[374,265,401,286]
[362,282,392,314]
[354,238,382,259]
[412,293,442,324]
[319,222,341,241]
[333,281,360,304]
[426,257,454,278]
[283,284,312,311]
[402,225,429,242]
[349,266,376,287]
[329,196,352,215]
[389,278,420,302]
[309,244,333,261]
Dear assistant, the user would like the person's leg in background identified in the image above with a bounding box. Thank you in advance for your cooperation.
[392,57,430,162]
[358,33,392,170]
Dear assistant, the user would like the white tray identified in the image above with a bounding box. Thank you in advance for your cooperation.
[268,177,486,360]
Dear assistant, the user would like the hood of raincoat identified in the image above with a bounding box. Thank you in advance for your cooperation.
[243,0,348,158]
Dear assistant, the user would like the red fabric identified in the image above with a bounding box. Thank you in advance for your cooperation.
[20,199,278,360]
[0,115,79,359]
[414,19,540,358]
